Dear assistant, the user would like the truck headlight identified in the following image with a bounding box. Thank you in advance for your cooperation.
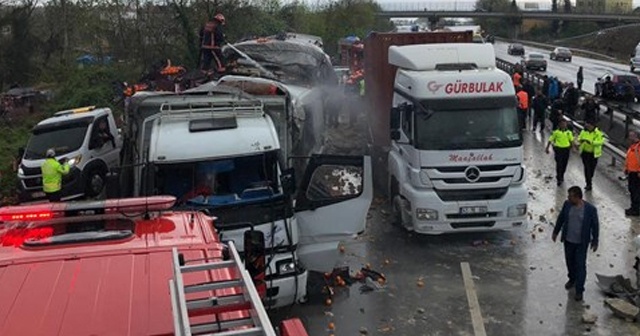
[276,259,297,276]
[18,167,24,175]
[67,155,82,167]
[416,208,438,221]
[508,204,527,217]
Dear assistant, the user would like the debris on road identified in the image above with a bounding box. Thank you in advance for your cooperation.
[604,298,639,322]
[582,312,598,324]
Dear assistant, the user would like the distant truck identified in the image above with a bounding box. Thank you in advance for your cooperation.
[16,106,121,203]
[117,37,373,308]
[0,196,309,335]
[364,32,527,234]
[631,43,640,72]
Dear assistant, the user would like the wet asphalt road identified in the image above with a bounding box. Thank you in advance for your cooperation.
[271,129,640,335]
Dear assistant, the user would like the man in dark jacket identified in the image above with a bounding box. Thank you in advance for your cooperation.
[563,83,579,118]
[552,186,599,302]
[532,90,548,132]
[522,79,536,127]
[581,96,600,122]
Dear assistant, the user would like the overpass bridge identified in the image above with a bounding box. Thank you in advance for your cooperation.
[377,1,640,22]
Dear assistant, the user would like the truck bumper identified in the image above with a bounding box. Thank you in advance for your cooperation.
[18,168,85,203]
[401,183,528,235]
[263,270,309,309]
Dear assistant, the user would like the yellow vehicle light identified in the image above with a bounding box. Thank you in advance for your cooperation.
[72,106,96,114]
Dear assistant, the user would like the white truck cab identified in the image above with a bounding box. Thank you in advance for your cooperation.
[387,43,528,234]
[125,87,372,308]
[17,106,121,203]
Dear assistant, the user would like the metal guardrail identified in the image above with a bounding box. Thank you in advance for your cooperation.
[495,57,630,166]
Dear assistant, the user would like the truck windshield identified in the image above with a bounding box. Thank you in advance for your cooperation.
[24,122,90,159]
[155,151,280,206]
[415,106,521,150]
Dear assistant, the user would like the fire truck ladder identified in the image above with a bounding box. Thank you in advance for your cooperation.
[169,242,276,336]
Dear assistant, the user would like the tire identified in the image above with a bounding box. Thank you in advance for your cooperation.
[632,66,636,72]
[85,168,106,198]
[568,58,572,62]
[391,195,406,228]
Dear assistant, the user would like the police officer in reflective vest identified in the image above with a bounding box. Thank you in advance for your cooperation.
[625,131,640,216]
[546,119,574,186]
[577,119,604,191]
[41,148,70,202]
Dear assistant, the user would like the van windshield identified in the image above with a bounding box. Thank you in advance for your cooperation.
[414,104,521,150]
[155,151,280,206]
[24,121,90,159]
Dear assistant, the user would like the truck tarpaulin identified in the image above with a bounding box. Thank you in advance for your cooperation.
[223,40,337,86]
[363,31,473,193]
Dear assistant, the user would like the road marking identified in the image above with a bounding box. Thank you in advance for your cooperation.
[461,262,487,336]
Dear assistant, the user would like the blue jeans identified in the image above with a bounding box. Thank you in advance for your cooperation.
[564,241,589,293]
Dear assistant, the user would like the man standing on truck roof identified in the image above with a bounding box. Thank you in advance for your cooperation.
[41,149,70,202]
[199,14,227,75]
[546,119,574,186]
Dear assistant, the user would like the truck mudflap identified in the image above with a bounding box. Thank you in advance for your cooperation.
[294,155,373,272]
[279,318,309,336]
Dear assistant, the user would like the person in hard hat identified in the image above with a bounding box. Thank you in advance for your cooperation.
[41,148,70,202]
[199,14,227,75]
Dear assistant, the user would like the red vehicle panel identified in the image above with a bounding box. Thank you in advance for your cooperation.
[0,197,249,336]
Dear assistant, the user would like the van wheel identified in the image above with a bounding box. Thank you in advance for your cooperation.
[297,294,309,304]
[85,168,106,198]
[391,195,409,228]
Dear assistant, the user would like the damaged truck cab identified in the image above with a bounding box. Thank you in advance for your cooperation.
[121,81,372,308]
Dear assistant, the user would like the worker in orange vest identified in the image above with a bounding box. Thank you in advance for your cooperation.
[513,71,522,88]
[516,86,529,131]
[625,131,640,216]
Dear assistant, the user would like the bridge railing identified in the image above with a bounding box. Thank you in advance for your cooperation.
[495,57,634,166]
[376,1,552,12]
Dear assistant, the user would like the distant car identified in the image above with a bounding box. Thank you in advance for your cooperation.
[631,48,640,72]
[594,70,640,100]
[508,43,525,56]
[520,52,547,71]
[550,47,572,62]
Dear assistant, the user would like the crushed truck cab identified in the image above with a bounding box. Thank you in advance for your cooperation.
[386,43,528,234]
[0,197,309,336]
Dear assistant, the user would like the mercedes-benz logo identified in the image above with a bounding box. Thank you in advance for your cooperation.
[464,166,481,183]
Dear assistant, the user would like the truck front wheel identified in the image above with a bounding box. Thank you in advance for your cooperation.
[85,168,106,199]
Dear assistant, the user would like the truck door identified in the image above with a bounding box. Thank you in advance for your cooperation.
[294,154,372,272]
[87,115,120,168]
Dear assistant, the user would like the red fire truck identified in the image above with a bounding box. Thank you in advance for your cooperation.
[0,196,308,336]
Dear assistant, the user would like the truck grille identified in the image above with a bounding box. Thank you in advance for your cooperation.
[447,212,500,219]
[435,187,508,201]
[451,221,496,229]
[433,165,511,173]
[442,177,502,184]
[23,177,42,188]
[21,165,42,176]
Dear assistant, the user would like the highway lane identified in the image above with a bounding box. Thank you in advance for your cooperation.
[493,41,640,135]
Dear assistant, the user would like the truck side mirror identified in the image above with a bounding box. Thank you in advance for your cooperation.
[390,129,401,141]
[280,168,296,195]
[390,107,401,129]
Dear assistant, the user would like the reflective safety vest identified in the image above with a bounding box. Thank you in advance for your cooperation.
[549,129,573,148]
[578,128,604,158]
[513,72,522,87]
[358,79,365,96]
[517,91,529,109]
[41,158,70,193]
[626,142,640,173]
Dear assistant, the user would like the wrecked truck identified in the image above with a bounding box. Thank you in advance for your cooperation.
[117,38,373,309]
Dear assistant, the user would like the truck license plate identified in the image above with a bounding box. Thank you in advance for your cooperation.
[460,206,487,214]
[31,192,45,198]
